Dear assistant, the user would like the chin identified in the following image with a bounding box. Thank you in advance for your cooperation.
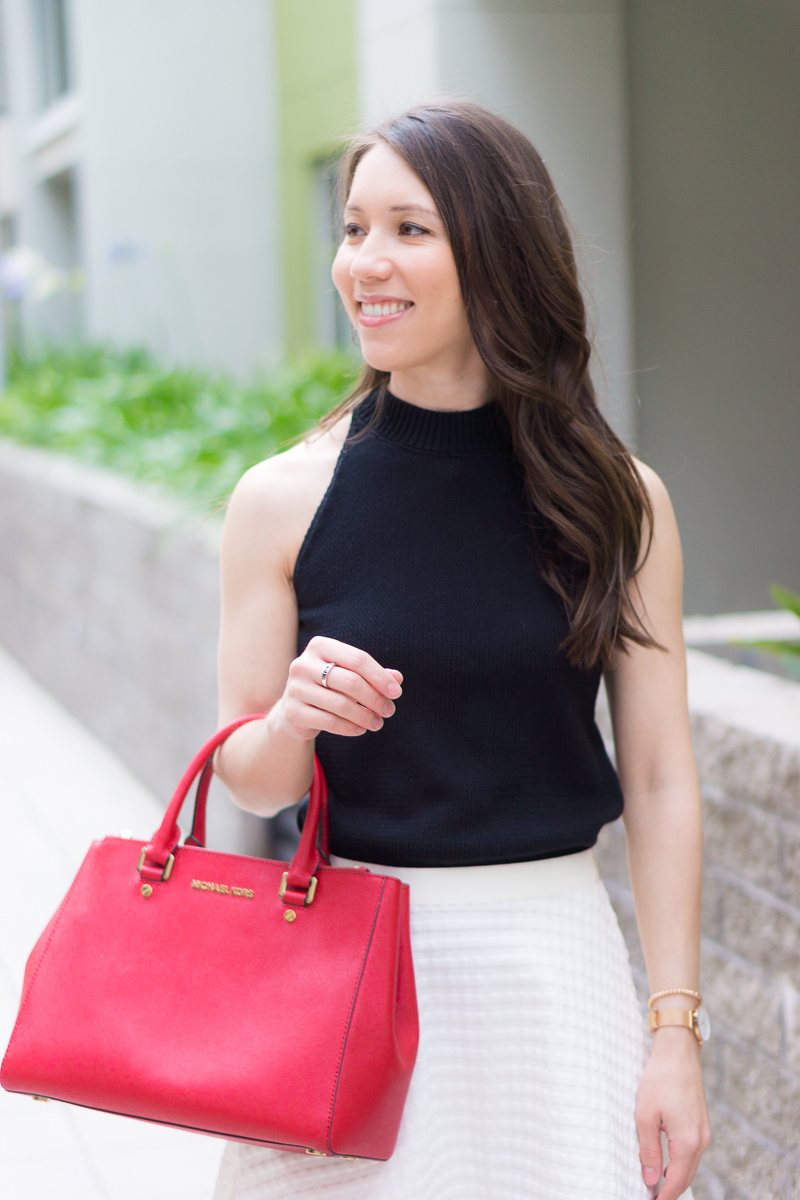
[361,352,398,374]
[359,340,418,376]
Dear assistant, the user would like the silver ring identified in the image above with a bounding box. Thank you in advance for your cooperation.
[320,662,335,688]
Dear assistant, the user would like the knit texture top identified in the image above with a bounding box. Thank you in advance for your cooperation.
[294,389,623,867]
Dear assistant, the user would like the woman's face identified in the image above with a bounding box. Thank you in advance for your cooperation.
[332,142,479,382]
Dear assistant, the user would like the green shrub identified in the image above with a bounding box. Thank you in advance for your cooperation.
[0,344,357,510]
[735,585,800,683]
[756,585,800,660]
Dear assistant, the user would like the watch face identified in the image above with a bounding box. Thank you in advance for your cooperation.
[696,1003,711,1043]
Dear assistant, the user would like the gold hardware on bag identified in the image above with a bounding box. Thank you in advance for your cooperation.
[305,1149,326,1155]
[137,848,175,882]
[279,871,317,905]
[284,910,297,923]
[32,1095,50,1102]
[141,884,153,898]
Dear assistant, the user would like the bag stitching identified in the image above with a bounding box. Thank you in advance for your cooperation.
[327,877,388,1156]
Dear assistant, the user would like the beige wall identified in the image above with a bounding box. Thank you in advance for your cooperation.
[627,0,800,614]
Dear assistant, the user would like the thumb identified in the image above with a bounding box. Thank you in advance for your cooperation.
[638,1116,663,1191]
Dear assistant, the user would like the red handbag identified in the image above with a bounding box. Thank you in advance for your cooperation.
[1,715,419,1160]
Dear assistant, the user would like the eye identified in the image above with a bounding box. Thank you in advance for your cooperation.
[344,222,365,239]
[399,222,430,237]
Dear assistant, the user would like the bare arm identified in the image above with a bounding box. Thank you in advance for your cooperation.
[605,463,709,1198]
[214,426,402,815]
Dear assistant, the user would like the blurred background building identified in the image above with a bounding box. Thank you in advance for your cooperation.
[1,0,797,615]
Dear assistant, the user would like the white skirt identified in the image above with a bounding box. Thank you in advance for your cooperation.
[213,852,692,1200]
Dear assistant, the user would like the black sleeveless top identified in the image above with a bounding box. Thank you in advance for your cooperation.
[294,390,623,867]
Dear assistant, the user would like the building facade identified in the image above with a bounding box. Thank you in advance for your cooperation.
[0,0,798,614]
[0,0,282,373]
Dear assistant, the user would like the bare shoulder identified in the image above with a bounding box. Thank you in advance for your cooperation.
[222,412,352,577]
[631,457,673,517]
[628,457,683,615]
[630,455,681,551]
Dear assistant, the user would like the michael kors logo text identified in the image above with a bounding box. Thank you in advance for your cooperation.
[191,879,254,898]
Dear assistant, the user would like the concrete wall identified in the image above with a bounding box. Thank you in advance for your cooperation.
[597,653,800,1200]
[626,0,800,615]
[0,439,268,853]
[358,0,637,443]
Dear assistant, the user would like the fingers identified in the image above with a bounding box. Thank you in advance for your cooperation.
[283,693,379,738]
[656,1127,710,1200]
[636,1113,710,1200]
[280,637,403,740]
[637,1115,664,1195]
[308,636,402,698]
[294,679,386,734]
[323,665,397,718]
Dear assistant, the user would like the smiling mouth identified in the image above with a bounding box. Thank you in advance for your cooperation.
[357,300,414,325]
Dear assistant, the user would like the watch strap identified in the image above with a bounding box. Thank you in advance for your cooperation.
[647,1007,693,1032]
[647,1006,703,1043]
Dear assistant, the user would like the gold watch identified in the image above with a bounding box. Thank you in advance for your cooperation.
[647,1004,711,1045]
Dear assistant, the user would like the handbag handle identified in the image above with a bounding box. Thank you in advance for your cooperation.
[139,715,330,908]
[184,747,330,862]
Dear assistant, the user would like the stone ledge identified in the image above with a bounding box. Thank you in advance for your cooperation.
[700,940,785,1060]
[0,438,222,554]
[0,438,262,854]
[687,648,800,753]
[701,1099,796,1200]
[702,785,800,907]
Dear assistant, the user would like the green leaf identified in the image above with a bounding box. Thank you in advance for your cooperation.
[771,583,800,621]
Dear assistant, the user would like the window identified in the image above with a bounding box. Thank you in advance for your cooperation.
[32,0,71,109]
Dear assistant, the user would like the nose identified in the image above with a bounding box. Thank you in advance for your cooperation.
[350,231,392,282]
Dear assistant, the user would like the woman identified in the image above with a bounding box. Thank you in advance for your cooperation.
[213,101,709,1200]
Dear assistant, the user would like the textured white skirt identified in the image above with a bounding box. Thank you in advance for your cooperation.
[213,852,692,1200]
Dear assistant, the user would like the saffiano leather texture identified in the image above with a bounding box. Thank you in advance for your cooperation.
[1,715,419,1159]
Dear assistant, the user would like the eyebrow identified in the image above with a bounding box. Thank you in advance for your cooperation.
[345,203,439,219]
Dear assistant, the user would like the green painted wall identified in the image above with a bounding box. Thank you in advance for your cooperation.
[274,0,358,353]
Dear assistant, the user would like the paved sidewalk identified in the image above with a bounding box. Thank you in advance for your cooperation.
[0,647,225,1200]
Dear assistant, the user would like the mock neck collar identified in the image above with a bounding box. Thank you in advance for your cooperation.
[354,388,511,455]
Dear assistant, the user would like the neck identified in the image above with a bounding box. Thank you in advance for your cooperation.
[388,357,493,412]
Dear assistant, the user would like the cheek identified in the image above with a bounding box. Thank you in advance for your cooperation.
[331,248,352,303]
[419,260,468,333]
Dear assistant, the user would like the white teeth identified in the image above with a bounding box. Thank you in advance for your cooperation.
[361,301,411,317]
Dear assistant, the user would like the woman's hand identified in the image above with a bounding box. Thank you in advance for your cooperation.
[273,635,403,741]
[635,1029,710,1198]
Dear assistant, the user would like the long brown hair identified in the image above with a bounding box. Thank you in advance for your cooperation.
[323,100,659,670]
